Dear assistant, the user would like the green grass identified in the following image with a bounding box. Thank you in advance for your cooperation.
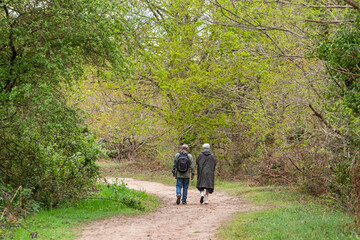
[3,180,160,240]
[216,181,309,207]
[216,181,359,240]
[218,206,356,240]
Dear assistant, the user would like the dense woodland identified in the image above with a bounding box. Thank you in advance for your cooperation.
[1,0,360,230]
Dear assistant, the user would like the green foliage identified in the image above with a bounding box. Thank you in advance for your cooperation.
[90,179,147,211]
[312,20,360,210]
[0,0,133,216]
[0,83,102,209]
[70,74,172,163]
[127,0,243,145]
[122,0,320,180]
[62,1,360,219]
[0,0,130,89]
[316,24,360,128]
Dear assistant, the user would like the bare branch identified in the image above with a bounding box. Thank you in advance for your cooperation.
[308,104,341,135]
[342,0,360,10]
[305,19,355,24]
[287,157,303,173]
[123,92,165,118]
[232,0,352,9]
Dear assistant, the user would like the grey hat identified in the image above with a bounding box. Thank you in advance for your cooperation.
[181,144,189,149]
[202,143,210,150]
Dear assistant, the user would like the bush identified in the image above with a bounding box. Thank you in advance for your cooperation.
[0,84,103,213]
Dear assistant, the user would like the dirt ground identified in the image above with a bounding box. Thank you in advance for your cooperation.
[77,178,264,240]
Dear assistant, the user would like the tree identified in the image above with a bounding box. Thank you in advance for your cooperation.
[314,18,360,226]
[0,0,132,209]
[119,0,321,177]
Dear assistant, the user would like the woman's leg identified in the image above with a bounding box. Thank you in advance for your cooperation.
[204,189,209,204]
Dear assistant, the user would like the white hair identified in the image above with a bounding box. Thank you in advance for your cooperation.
[202,143,210,149]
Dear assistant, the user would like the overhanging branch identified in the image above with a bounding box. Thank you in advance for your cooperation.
[308,104,341,135]
[343,0,360,11]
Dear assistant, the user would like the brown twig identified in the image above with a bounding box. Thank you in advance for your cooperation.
[308,104,341,135]
[287,157,303,173]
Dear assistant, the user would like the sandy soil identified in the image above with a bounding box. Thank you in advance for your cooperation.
[77,178,264,240]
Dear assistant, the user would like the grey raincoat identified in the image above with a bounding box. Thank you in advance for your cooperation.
[196,150,216,191]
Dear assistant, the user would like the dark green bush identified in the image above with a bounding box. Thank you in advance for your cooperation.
[0,85,102,210]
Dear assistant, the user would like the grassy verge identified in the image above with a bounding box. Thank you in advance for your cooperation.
[216,181,359,240]
[3,180,160,240]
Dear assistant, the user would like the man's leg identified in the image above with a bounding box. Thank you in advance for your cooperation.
[176,178,183,204]
[182,178,190,203]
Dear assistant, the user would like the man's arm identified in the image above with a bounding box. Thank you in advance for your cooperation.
[189,154,195,179]
[172,153,179,177]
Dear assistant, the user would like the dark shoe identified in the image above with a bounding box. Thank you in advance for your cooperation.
[176,195,181,205]
[182,201,187,205]
[200,196,204,204]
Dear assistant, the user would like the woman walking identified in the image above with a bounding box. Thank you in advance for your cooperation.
[196,143,216,204]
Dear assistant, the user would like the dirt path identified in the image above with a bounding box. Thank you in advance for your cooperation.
[77,178,264,240]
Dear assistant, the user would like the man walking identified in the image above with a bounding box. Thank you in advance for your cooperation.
[172,144,195,205]
[196,143,216,204]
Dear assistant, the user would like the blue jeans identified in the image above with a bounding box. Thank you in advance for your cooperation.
[176,178,190,202]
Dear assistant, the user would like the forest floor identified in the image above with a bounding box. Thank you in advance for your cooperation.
[77,177,267,240]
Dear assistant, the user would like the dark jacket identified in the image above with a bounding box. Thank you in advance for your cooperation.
[196,150,216,189]
[172,150,195,178]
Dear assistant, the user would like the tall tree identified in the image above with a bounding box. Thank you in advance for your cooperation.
[313,0,360,223]
[0,0,132,207]
[120,0,320,175]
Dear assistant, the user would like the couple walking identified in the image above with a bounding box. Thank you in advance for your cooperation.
[172,143,216,205]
